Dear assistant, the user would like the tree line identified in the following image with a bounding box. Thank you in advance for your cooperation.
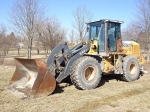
[0,26,21,56]
[0,0,150,60]
[0,0,92,59]
[122,0,150,60]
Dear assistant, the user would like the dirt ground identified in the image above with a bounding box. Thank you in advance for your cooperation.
[0,65,150,112]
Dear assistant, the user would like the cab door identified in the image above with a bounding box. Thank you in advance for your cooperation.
[107,22,122,52]
[108,22,116,52]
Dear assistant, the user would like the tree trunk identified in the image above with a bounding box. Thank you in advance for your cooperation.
[4,46,6,56]
[7,48,9,54]
[18,48,20,55]
[147,49,150,60]
[37,50,39,54]
[28,38,32,59]
[44,48,46,53]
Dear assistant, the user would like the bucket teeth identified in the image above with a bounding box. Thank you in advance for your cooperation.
[7,58,56,99]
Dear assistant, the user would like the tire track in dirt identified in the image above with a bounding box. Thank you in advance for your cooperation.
[75,87,150,111]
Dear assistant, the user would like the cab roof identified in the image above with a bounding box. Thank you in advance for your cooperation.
[87,19,124,24]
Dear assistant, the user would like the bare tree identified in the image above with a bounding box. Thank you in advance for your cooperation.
[34,41,42,54]
[0,25,7,64]
[69,29,75,44]
[5,32,19,54]
[135,0,150,60]
[44,18,67,50]
[72,6,93,42]
[0,24,7,48]
[35,17,67,55]
[137,32,147,52]
[122,21,140,41]
[0,25,10,56]
[9,0,45,59]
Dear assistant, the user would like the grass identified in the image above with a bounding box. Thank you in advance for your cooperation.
[0,65,150,112]
[147,106,150,109]
[0,48,48,58]
[0,49,150,112]
[0,49,48,66]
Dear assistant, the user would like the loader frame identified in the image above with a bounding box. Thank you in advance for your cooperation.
[47,42,91,83]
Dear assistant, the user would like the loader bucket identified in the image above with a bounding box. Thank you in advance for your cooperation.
[7,58,56,99]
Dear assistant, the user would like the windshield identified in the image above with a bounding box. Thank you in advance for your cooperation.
[89,22,101,40]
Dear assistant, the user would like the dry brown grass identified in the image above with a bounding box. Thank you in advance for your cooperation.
[0,64,150,112]
[0,49,48,66]
[0,49,150,111]
[143,61,150,73]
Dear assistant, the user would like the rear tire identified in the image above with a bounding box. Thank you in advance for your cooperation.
[70,56,102,90]
[122,56,140,82]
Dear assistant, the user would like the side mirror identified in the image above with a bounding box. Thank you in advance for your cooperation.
[86,26,89,32]
[107,23,111,29]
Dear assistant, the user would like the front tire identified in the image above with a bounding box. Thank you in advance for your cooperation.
[122,56,140,82]
[70,56,102,90]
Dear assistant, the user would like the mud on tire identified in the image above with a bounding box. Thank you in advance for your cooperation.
[122,56,140,82]
[70,56,102,90]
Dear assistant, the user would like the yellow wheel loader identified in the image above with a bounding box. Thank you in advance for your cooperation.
[7,19,146,99]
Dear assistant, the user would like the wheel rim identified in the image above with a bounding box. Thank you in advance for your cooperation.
[129,63,137,76]
[84,66,96,82]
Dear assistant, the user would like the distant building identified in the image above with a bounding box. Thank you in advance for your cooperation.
[16,42,24,48]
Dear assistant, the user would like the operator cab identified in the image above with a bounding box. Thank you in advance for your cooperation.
[87,19,124,56]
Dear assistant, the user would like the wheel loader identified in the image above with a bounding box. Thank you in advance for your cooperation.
[7,19,146,99]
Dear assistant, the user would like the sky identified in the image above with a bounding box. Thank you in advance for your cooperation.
[0,0,137,34]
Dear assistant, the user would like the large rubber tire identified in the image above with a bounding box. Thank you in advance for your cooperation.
[122,56,140,82]
[70,56,102,90]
